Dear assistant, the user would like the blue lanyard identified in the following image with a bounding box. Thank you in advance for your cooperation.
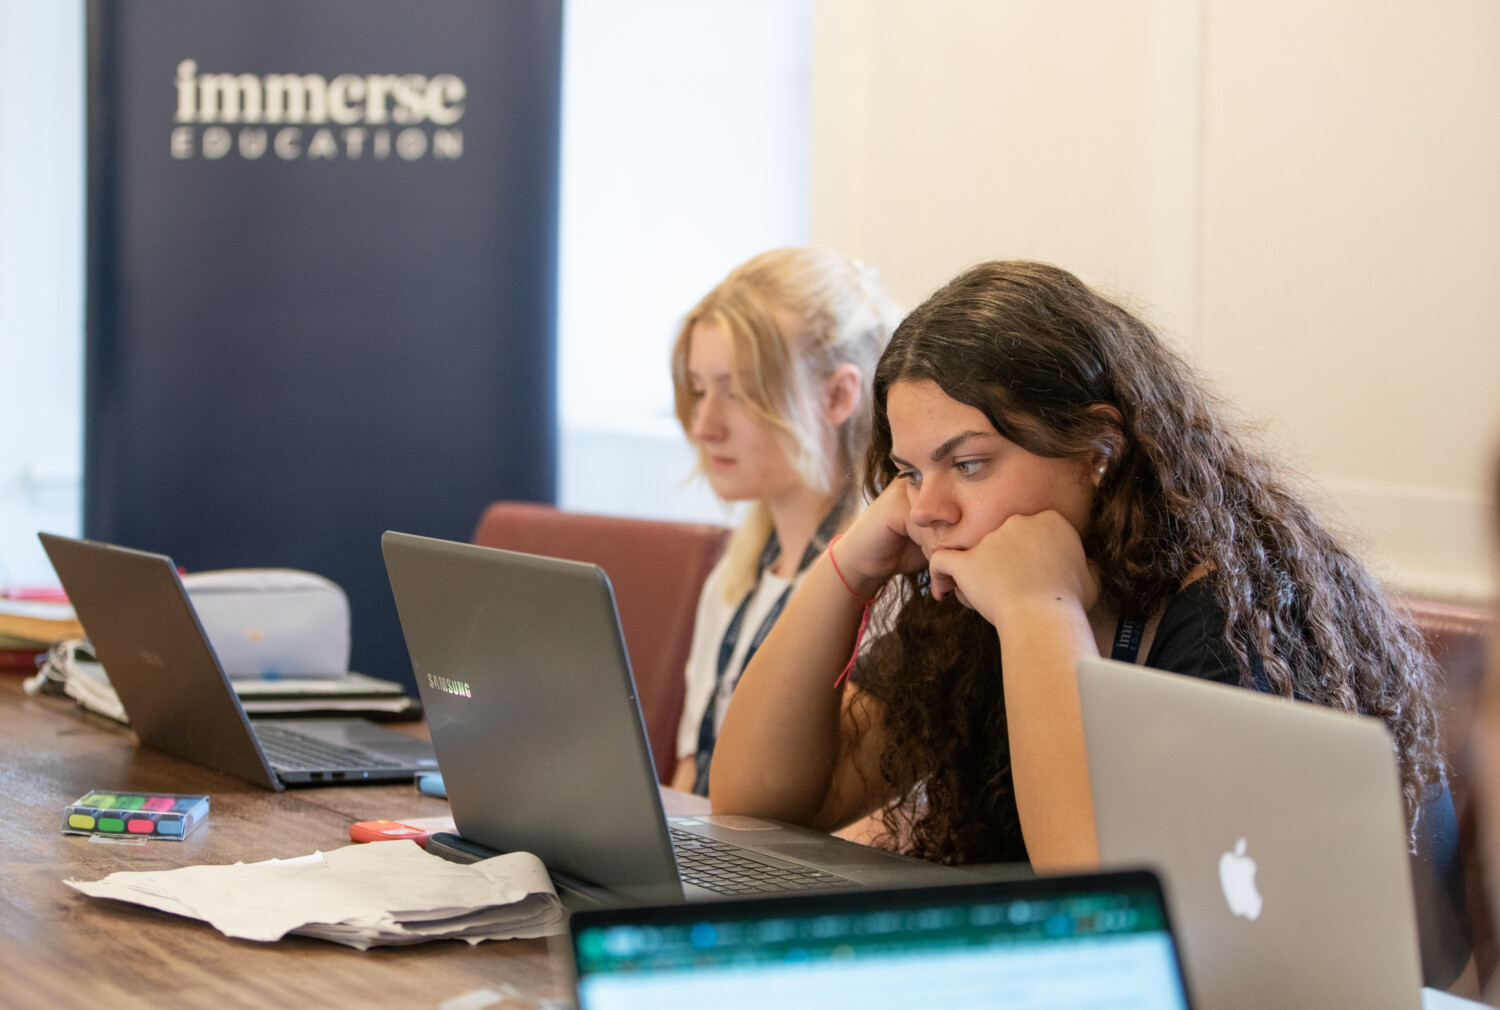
[691,498,847,796]
[1111,616,1145,663]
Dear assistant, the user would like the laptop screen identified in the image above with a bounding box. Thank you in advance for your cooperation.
[568,870,1192,1009]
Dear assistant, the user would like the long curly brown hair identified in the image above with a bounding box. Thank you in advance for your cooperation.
[855,260,1444,865]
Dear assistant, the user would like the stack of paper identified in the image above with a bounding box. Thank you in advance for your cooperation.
[233,670,422,719]
[26,642,420,722]
[66,841,564,949]
[0,596,83,656]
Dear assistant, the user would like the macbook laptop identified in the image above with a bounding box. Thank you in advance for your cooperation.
[39,532,438,789]
[1077,656,1424,1010]
[562,868,1195,1009]
[381,530,973,906]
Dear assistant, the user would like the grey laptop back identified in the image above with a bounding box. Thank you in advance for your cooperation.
[1077,656,1423,1010]
[385,530,682,904]
[38,533,436,788]
[381,530,970,906]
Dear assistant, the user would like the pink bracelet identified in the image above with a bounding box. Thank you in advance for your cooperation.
[827,535,876,690]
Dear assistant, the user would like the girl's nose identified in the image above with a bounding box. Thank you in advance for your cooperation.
[691,392,726,444]
[908,476,958,529]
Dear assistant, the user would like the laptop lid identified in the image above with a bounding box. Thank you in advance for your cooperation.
[40,533,284,790]
[563,869,1194,1009]
[383,530,684,905]
[38,532,435,788]
[1077,656,1423,1010]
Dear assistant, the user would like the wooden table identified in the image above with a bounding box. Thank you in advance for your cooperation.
[0,667,605,1009]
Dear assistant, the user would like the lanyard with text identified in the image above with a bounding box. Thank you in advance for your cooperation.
[1111,616,1146,663]
[691,497,848,796]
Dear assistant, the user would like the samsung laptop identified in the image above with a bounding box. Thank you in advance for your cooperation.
[39,533,438,789]
[381,530,972,907]
[562,868,1194,1009]
[1077,656,1424,1010]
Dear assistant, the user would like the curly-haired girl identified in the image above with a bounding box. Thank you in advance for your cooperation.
[710,259,1446,872]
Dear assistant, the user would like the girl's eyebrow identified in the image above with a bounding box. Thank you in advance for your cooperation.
[891,430,994,469]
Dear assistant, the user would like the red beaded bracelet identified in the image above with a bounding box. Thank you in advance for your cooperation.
[827,534,877,690]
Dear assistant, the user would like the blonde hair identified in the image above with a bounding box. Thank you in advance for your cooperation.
[671,247,900,601]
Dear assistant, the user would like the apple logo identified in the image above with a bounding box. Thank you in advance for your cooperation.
[1218,837,1263,920]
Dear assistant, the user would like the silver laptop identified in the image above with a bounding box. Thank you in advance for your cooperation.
[39,532,438,789]
[563,868,1195,1009]
[1077,656,1423,1010]
[381,530,971,906]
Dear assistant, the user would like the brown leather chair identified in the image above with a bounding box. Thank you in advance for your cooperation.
[1404,597,1495,993]
[471,502,730,784]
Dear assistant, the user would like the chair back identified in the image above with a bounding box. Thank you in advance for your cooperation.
[472,502,729,783]
[1404,597,1493,991]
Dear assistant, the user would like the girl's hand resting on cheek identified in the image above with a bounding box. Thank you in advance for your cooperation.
[830,482,929,599]
[926,511,1099,628]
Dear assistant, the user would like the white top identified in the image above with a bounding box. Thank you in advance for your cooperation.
[675,553,805,758]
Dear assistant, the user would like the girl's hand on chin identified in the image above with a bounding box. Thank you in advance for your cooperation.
[834,482,928,597]
[927,510,1098,626]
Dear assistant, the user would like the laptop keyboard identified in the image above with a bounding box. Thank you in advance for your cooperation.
[254,722,403,771]
[669,827,860,896]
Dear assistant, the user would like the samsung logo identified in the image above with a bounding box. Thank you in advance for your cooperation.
[427,673,471,699]
[169,59,465,162]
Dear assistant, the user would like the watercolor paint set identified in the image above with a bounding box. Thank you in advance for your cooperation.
[63,791,209,840]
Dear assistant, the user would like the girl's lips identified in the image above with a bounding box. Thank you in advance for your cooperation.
[708,455,735,471]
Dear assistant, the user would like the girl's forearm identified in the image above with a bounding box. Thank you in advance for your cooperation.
[993,598,1102,872]
[709,551,874,828]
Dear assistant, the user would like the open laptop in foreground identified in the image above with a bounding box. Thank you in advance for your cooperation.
[381,530,974,906]
[1077,656,1424,1010]
[39,533,438,789]
[562,868,1194,1009]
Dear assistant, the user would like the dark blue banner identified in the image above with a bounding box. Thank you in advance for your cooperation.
[86,0,561,690]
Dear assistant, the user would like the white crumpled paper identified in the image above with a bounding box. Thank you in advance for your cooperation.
[66,840,564,949]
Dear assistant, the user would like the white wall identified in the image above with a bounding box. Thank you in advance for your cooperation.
[557,0,811,523]
[1198,0,1500,601]
[0,0,84,589]
[810,0,1500,602]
